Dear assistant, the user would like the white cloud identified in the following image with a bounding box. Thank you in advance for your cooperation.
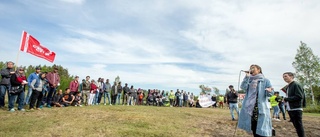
[59,0,85,4]
[1,1,320,94]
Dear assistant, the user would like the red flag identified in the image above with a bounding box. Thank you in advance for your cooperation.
[19,31,56,63]
[281,85,288,93]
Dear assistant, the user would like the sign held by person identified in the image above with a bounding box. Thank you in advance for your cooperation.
[199,93,215,108]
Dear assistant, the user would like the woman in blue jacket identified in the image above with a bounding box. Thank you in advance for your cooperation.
[238,64,274,137]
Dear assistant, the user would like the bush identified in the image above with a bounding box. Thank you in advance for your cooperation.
[303,105,320,113]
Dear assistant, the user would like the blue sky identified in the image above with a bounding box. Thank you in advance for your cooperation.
[1,0,320,95]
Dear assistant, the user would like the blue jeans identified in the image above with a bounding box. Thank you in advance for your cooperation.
[272,105,280,118]
[229,103,239,119]
[46,86,57,106]
[104,92,111,104]
[279,104,286,119]
[8,91,25,110]
[179,99,183,107]
[0,85,10,107]
[25,87,33,105]
[117,94,121,105]
[94,92,99,105]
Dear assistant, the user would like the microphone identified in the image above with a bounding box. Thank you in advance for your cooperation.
[241,70,249,73]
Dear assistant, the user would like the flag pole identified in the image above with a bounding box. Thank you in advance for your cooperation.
[15,30,25,71]
[15,48,21,71]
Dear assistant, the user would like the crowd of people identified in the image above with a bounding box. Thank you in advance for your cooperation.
[0,62,307,137]
[0,61,203,112]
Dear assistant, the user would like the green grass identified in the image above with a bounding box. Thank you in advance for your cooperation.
[1,105,320,137]
[0,106,240,137]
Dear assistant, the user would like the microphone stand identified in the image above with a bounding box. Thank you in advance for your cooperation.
[233,70,242,137]
[237,70,242,98]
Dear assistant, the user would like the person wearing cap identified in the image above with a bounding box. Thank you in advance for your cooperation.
[45,67,60,108]
[0,61,15,108]
[226,85,239,121]
[25,66,41,105]
[29,72,47,110]
[69,76,79,95]
[8,67,27,112]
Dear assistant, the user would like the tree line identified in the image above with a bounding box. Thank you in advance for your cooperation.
[0,63,74,91]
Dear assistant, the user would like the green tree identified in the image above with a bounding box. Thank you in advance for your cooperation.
[310,85,320,105]
[0,62,5,69]
[0,61,74,92]
[199,85,212,94]
[212,87,220,95]
[238,89,245,94]
[292,41,320,105]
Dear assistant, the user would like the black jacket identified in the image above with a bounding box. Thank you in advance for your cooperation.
[0,68,14,85]
[284,81,306,109]
[227,91,238,103]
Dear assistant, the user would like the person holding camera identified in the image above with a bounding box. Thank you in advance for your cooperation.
[227,85,239,121]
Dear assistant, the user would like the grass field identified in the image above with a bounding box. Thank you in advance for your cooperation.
[0,105,319,137]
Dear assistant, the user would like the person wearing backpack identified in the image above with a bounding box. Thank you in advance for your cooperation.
[8,67,27,112]
[29,72,47,110]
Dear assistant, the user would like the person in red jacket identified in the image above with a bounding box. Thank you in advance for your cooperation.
[69,76,79,95]
[8,67,27,112]
[88,80,97,106]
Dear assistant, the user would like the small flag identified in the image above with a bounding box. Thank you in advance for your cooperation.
[281,85,288,93]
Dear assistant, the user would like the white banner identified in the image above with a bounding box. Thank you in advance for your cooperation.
[199,94,215,108]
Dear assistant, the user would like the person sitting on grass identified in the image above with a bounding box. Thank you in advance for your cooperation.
[73,92,82,107]
[52,89,63,107]
[158,94,164,106]
[60,88,74,107]
[196,99,202,108]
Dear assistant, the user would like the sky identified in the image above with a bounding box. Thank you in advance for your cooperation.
[0,0,320,95]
